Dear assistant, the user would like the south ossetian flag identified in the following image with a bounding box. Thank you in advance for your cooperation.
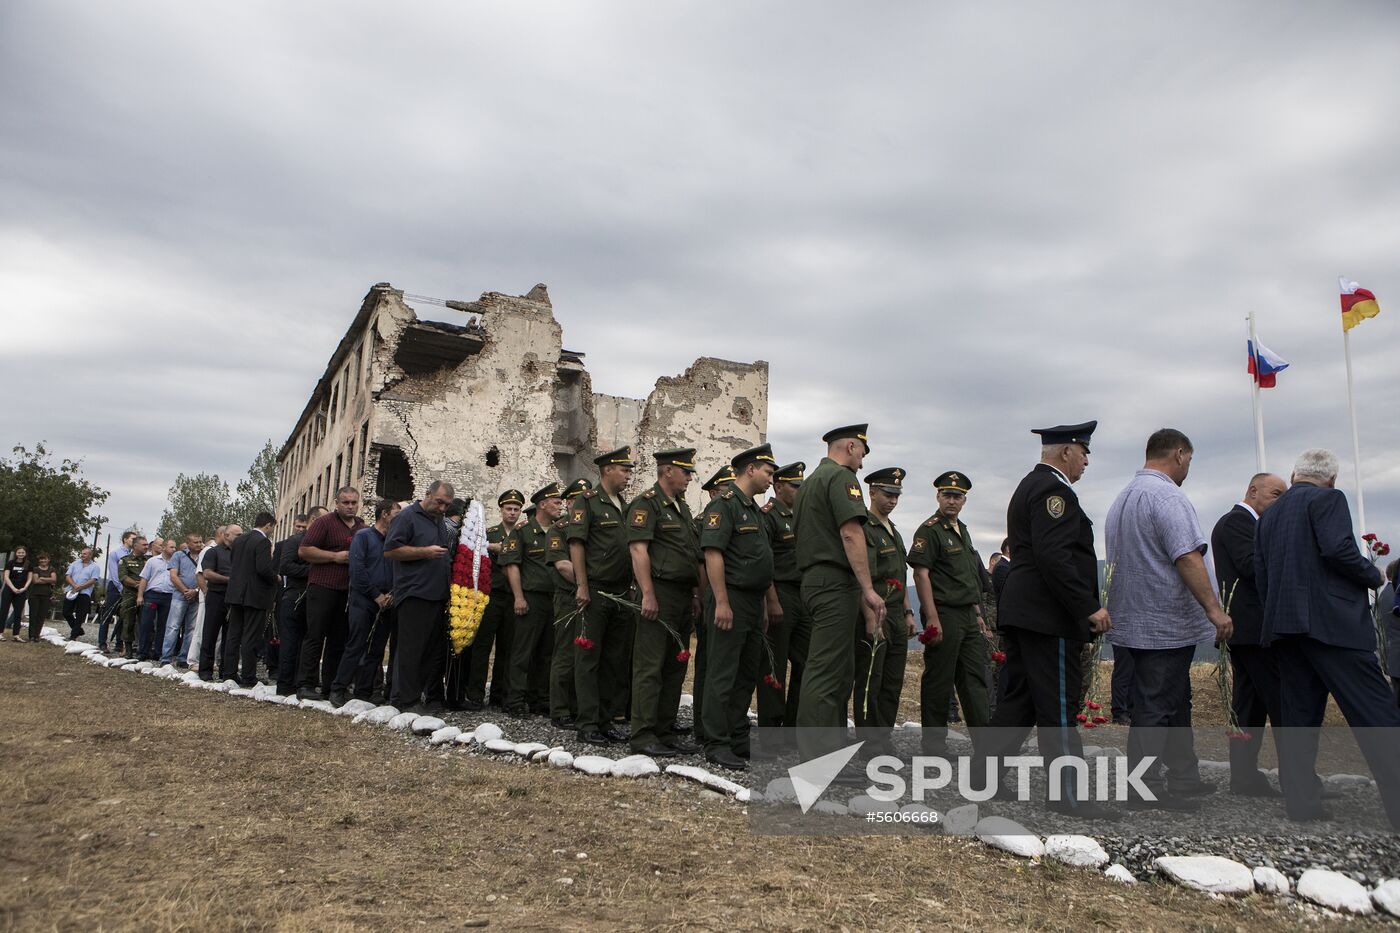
[1247,338,1289,388]
[1340,276,1381,331]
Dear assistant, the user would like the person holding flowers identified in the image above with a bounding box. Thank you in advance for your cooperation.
[757,461,807,727]
[699,443,778,771]
[852,467,914,753]
[910,470,991,756]
[500,483,564,717]
[465,490,525,710]
[625,448,703,757]
[567,448,639,746]
[546,479,591,728]
[384,480,455,714]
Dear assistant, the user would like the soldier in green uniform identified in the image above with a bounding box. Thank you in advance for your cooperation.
[626,448,702,756]
[794,425,886,765]
[465,490,524,709]
[567,447,636,745]
[852,468,916,752]
[757,461,807,727]
[692,463,736,744]
[699,443,778,770]
[500,483,564,716]
[909,471,991,755]
[117,537,150,659]
[546,478,591,727]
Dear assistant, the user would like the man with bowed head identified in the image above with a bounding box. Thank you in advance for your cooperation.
[1256,448,1400,826]
[384,480,455,715]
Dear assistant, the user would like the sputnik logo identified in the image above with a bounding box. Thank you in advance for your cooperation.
[788,742,865,813]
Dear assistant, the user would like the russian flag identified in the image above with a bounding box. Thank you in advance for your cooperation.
[1247,339,1288,389]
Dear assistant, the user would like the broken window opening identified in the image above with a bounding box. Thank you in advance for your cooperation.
[374,444,414,502]
[485,446,501,468]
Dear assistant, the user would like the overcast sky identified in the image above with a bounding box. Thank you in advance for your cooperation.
[3,1,1398,557]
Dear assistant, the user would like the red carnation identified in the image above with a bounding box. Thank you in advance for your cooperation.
[883,577,904,591]
[1227,730,1253,742]
[917,625,942,645]
[763,673,781,689]
[1364,532,1378,542]
[1092,715,1108,724]
[574,636,595,651]
[676,649,691,662]
[1083,722,1097,729]
[991,650,1007,664]
[1075,713,1088,723]
[1378,543,1392,557]
[1086,700,1101,710]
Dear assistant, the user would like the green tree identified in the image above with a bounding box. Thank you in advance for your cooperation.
[231,439,279,526]
[0,443,110,563]
[157,472,232,539]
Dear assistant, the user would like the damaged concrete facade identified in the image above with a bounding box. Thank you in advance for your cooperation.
[275,283,768,537]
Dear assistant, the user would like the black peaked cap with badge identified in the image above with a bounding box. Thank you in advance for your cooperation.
[822,423,870,454]
[702,464,736,491]
[593,445,636,467]
[730,443,777,471]
[654,447,698,473]
[498,489,526,507]
[564,478,593,499]
[774,461,805,485]
[934,471,972,495]
[531,481,564,503]
[1031,421,1097,452]
[865,467,906,494]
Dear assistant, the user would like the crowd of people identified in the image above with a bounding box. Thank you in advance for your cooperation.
[4,422,1398,827]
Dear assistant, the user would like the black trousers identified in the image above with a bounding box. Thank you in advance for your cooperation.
[276,586,307,695]
[466,593,513,705]
[27,593,50,640]
[1110,643,1135,722]
[358,605,396,699]
[297,585,348,694]
[1228,643,1282,790]
[392,597,444,708]
[978,627,1089,805]
[332,592,380,694]
[226,603,267,685]
[1274,634,1400,826]
[63,593,92,638]
[198,588,230,680]
[1123,644,1201,794]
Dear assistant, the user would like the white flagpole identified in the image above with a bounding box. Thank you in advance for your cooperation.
[1342,326,1367,534]
[1247,312,1266,473]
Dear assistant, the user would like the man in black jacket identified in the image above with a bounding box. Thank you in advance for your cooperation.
[274,511,316,695]
[1211,472,1287,796]
[226,512,280,687]
[979,421,1117,818]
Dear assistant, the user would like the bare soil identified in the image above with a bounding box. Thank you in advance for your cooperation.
[0,643,1367,931]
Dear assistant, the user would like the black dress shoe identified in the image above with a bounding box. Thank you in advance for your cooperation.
[706,749,748,771]
[1169,781,1217,797]
[402,703,431,716]
[503,704,530,717]
[578,729,610,747]
[636,743,680,758]
[551,717,577,729]
[296,687,322,701]
[600,726,629,744]
[671,723,693,735]
[665,740,701,755]
[1230,782,1282,798]
[423,699,446,714]
[734,747,751,760]
[459,698,483,711]
[327,689,350,708]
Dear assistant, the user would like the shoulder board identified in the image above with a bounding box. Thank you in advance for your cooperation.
[761,501,773,513]
[924,518,937,527]
[643,488,656,498]
[583,490,597,499]
[488,524,501,533]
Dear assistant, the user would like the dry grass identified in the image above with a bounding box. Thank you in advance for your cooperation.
[0,645,1361,932]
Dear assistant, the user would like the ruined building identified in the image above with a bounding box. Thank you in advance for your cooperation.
[274,283,769,536]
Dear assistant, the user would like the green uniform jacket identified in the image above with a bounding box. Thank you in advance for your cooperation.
[909,514,981,607]
[626,483,700,586]
[761,499,799,584]
[864,512,909,610]
[486,524,514,595]
[500,513,554,594]
[118,553,149,590]
[546,520,573,593]
[793,457,868,574]
[700,486,774,592]
[565,489,632,587]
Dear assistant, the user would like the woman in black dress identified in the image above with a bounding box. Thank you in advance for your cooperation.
[2,546,31,639]
[27,554,57,642]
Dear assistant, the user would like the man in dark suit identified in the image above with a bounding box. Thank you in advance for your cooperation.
[1211,472,1287,796]
[979,421,1118,819]
[226,511,280,688]
[1255,448,1400,826]
[990,538,1011,599]
[272,512,313,695]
